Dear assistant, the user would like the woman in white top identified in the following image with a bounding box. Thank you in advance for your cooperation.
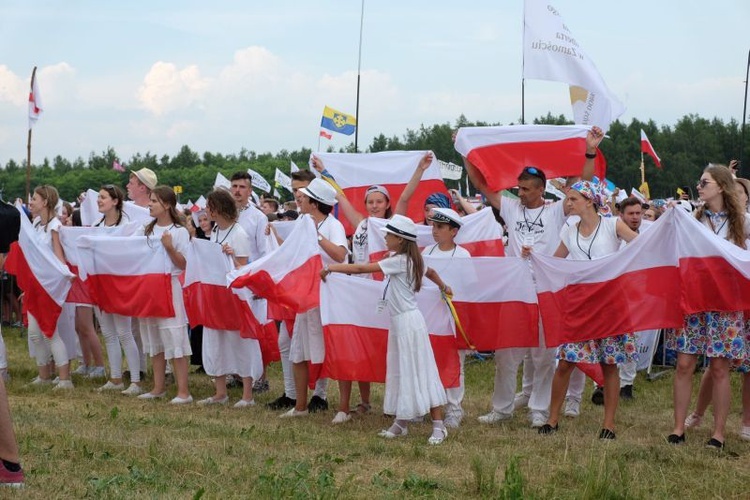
[27,185,74,389]
[93,184,142,395]
[197,189,263,408]
[321,215,451,445]
[136,186,193,404]
[530,181,637,439]
[311,155,393,422]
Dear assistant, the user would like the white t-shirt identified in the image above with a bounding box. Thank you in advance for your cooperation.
[421,243,471,259]
[33,216,62,248]
[378,254,420,316]
[139,223,191,275]
[316,214,348,266]
[237,204,269,262]
[501,198,566,257]
[698,212,750,245]
[211,222,251,259]
[560,216,619,261]
[352,218,370,265]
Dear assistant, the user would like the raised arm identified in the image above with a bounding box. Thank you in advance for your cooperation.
[395,152,433,216]
[464,158,502,210]
[581,126,604,181]
[449,189,477,215]
[312,155,365,227]
[615,218,638,243]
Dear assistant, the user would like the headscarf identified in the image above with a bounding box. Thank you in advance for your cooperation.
[570,180,605,207]
[424,192,451,208]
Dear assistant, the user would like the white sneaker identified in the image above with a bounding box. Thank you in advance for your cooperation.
[332,411,352,424]
[564,398,581,418]
[52,377,60,385]
[444,412,463,429]
[513,392,530,411]
[28,376,53,386]
[685,412,703,429]
[478,410,512,424]
[97,381,125,392]
[279,408,309,418]
[529,411,547,428]
[86,366,106,379]
[169,395,194,405]
[197,396,229,406]
[53,379,74,390]
[71,364,88,376]
[233,399,256,409]
[121,383,143,396]
[137,391,166,400]
[740,425,750,441]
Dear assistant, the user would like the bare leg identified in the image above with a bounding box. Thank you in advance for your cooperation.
[601,364,620,431]
[708,357,730,443]
[292,362,308,411]
[547,360,576,427]
[150,354,166,395]
[671,353,697,436]
[241,377,254,402]
[358,381,371,406]
[742,373,750,427]
[213,375,228,400]
[0,378,20,464]
[338,380,352,413]
[691,369,713,419]
[172,356,190,399]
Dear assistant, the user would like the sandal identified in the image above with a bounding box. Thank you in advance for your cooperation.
[667,433,685,444]
[354,402,372,415]
[706,438,724,450]
[598,428,616,440]
[378,422,408,439]
[538,424,558,435]
[428,427,448,445]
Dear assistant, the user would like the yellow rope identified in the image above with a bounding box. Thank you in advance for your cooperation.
[441,291,475,350]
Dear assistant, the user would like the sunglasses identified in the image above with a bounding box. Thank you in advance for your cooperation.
[521,166,546,182]
[697,179,714,188]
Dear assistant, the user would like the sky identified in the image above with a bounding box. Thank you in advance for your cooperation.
[0,0,748,168]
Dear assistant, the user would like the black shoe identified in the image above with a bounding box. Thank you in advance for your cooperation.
[307,395,329,413]
[667,433,685,444]
[706,438,724,450]
[591,386,604,406]
[266,394,296,410]
[538,424,558,435]
[598,428,616,440]
[619,385,634,400]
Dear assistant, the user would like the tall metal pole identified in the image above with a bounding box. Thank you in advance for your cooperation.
[741,49,750,177]
[354,0,365,153]
[26,66,37,204]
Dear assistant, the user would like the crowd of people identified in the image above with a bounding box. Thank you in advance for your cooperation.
[1,126,749,487]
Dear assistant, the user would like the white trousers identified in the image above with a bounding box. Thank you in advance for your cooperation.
[445,350,467,417]
[492,346,555,414]
[98,311,140,382]
[28,314,69,368]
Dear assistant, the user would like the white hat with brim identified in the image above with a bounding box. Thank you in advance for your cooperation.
[130,168,158,190]
[427,207,463,228]
[381,214,418,242]
[299,178,338,206]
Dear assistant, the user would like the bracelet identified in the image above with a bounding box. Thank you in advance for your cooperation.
[585,152,597,159]
[324,265,331,274]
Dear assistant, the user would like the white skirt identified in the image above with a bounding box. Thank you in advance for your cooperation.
[289,307,325,364]
[141,278,190,360]
[202,327,263,379]
[383,309,447,420]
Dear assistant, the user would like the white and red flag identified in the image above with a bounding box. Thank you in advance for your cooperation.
[228,215,322,313]
[4,204,75,337]
[424,256,540,350]
[112,160,125,172]
[455,125,606,192]
[75,235,175,318]
[79,188,151,227]
[28,68,43,129]
[319,273,460,388]
[311,151,450,233]
[640,129,662,168]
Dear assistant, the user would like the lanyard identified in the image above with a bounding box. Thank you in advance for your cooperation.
[427,244,456,257]
[213,223,236,245]
[381,278,391,301]
[575,217,602,260]
[522,205,545,232]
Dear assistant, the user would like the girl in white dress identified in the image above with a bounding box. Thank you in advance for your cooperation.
[93,185,142,395]
[197,189,263,408]
[321,215,450,445]
[136,186,193,404]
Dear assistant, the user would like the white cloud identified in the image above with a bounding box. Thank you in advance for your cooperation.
[137,61,210,116]
[0,65,26,106]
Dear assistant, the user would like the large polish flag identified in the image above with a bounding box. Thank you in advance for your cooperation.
[311,151,450,234]
[531,210,684,347]
[424,256,540,350]
[183,239,263,339]
[59,224,140,304]
[79,188,151,227]
[4,205,75,337]
[320,273,460,388]
[228,215,322,313]
[640,129,662,168]
[455,125,606,192]
[76,235,175,318]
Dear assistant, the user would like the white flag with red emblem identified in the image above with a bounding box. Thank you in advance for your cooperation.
[28,69,43,129]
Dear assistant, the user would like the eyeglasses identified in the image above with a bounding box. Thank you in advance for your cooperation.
[697,179,714,188]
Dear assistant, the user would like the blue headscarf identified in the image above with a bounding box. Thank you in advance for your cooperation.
[424,192,451,209]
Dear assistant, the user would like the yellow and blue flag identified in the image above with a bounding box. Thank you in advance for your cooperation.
[320,106,356,136]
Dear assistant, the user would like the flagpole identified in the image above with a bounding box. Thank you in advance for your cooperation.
[26,66,37,204]
[354,0,365,152]
[741,48,750,176]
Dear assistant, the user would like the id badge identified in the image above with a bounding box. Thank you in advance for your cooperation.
[376,299,388,314]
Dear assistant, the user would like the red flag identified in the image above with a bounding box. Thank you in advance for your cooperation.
[640,129,662,168]
[455,125,606,191]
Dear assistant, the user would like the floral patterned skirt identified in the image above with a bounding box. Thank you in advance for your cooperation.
[665,311,746,360]
[556,333,638,365]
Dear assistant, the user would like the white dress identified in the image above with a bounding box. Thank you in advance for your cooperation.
[379,254,446,419]
[202,223,263,379]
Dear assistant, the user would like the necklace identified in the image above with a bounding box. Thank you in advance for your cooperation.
[428,243,457,257]
[575,216,603,260]
[522,205,545,232]
[213,223,236,245]
[705,211,728,236]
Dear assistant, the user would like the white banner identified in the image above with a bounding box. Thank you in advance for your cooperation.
[634,329,660,371]
[275,168,292,192]
[247,168,271,193]
[438,160,463,181]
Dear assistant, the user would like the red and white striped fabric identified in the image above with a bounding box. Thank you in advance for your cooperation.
[311,151,450,233]
[183,239,263,339]
[454,125,606,191]
[75,235,175,318]
[640,129,662,168]
[424,256,539,350]
[5,205,75,337]
[319,273,459,388]
[79,188,151,227]
[531,209,685,347]
[228,215,322,314]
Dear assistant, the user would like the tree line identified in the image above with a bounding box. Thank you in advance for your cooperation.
[0,114,746,204]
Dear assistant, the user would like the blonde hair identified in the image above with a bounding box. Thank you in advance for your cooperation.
[33,185,60,231]
[695,164,746,249]
[393,237,424,292]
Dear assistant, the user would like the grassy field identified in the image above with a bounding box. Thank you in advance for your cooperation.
[1,325,749,499]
